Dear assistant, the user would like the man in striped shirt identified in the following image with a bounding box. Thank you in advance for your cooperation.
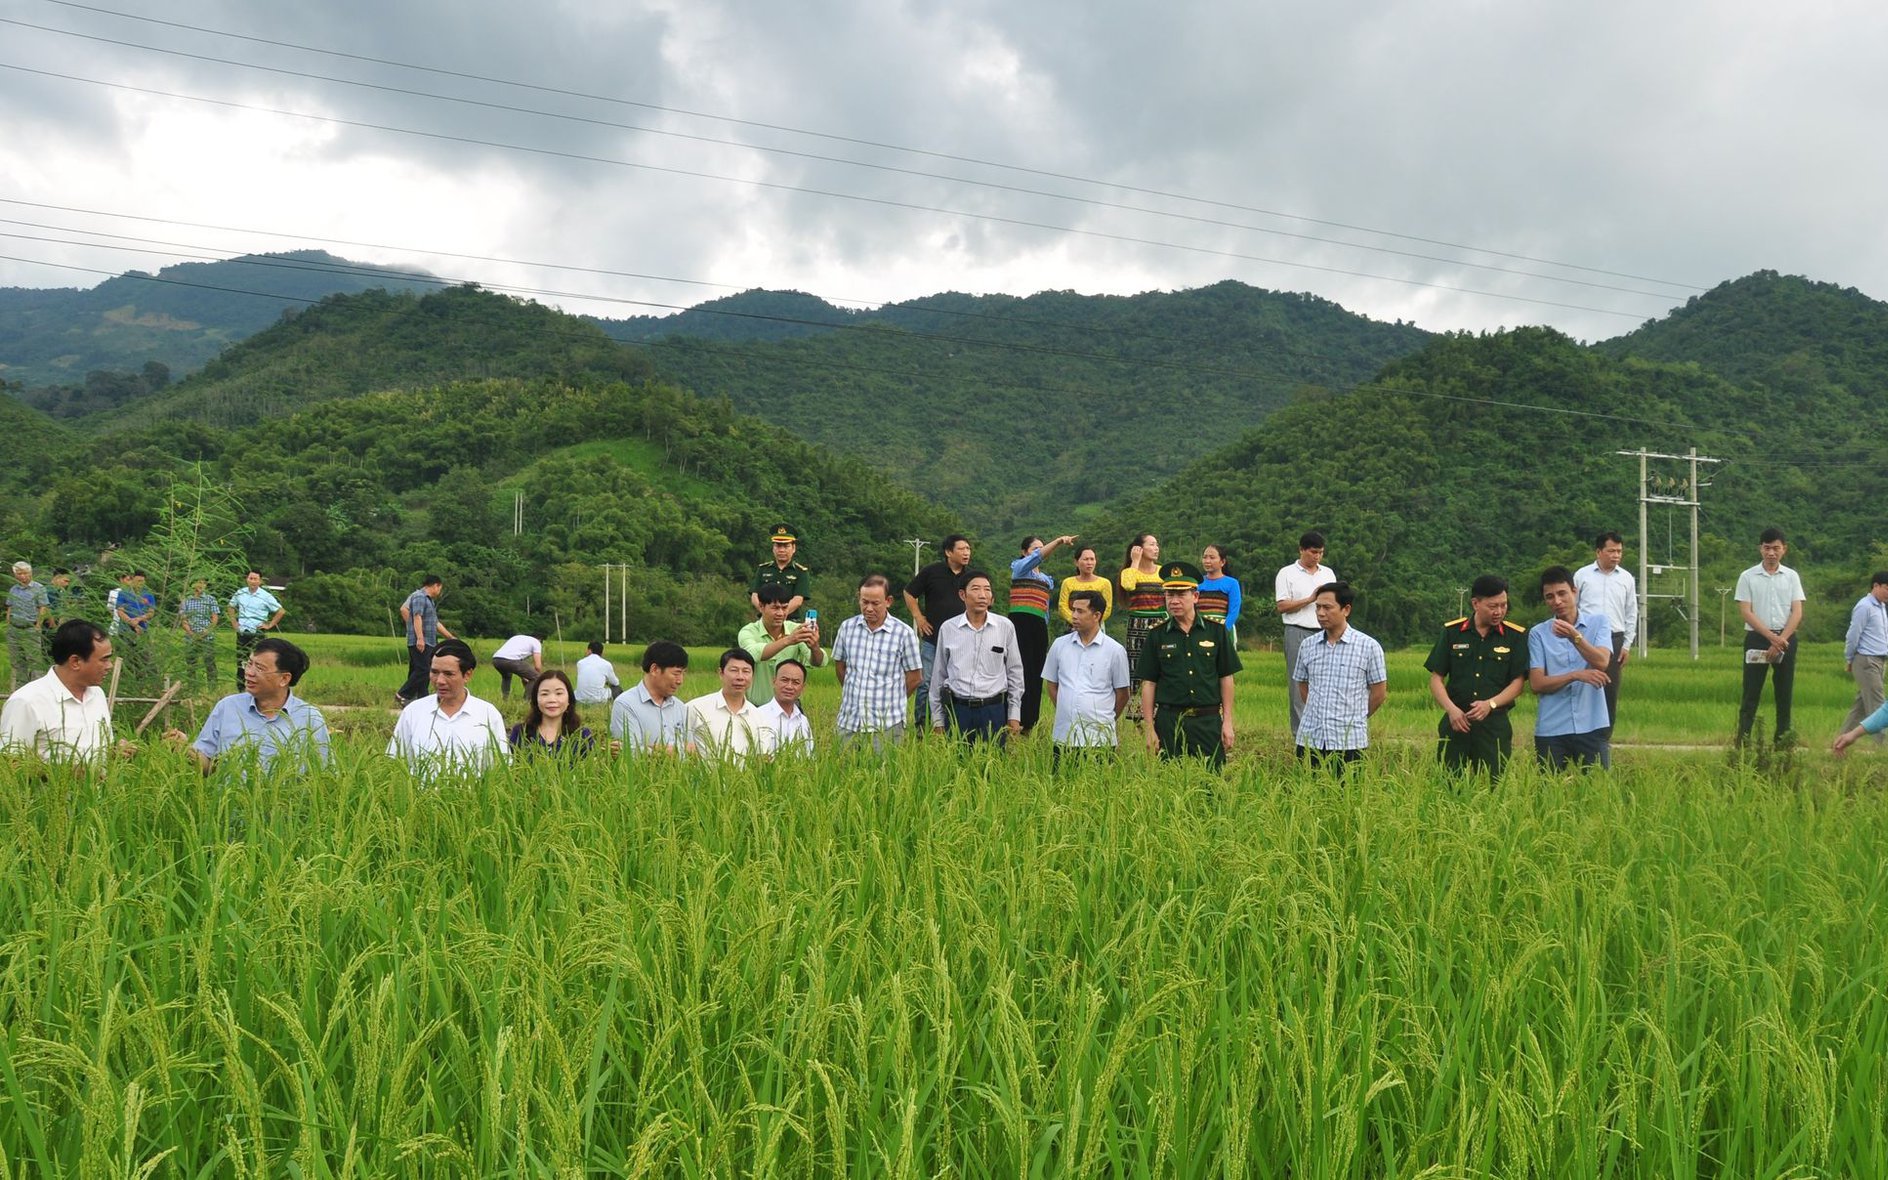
[834,574,923,751]
[1292,581,1386,771]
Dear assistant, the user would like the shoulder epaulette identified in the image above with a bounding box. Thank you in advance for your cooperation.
[757,561,773,568]
[793,562,808,571]
[1503,620,1528,633]
[1446,616,1468,629]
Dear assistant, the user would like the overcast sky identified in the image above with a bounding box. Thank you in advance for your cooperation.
[2,0,1884,341]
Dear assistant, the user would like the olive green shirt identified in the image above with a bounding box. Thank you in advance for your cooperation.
[1136,617,1242,708]
[750,561,811,614]
[1424,618,1530,708]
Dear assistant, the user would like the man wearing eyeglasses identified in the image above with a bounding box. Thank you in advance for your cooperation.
[166,637,331,773]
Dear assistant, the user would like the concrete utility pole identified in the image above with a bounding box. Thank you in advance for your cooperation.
[1618,447,1721,660]
[1716,587,1732,646]
[902,537,930,575]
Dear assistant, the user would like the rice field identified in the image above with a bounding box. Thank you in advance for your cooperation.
[3,634,1887,1175]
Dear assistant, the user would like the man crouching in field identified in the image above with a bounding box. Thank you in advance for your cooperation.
[388,639,508,776]
[1528,567,1613,771]
[166,636,331,774]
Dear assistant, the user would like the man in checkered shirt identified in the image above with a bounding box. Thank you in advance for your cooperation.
[832,574,923,751]
[1292,581,1387,772]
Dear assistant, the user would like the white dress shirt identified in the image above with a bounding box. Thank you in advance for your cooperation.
[753,699,814,753]
[0,667,112,762]
[687,691,773,761]
[1573,562,1638,636]
[1275,561,1336,628]
[387,693,509,776]
[1041,629,1130,746]
[928,612,1025,727]
[574,653,620,703]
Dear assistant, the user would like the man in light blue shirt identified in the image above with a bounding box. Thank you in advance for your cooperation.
[610,640,693,754]
[1528,566,1614,770]
[1841,572,1888,747]
[1041,589,1130,753]
[227,569,285,693]
[168,637,330,774]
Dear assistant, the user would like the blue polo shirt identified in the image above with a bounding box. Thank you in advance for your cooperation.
[1527,612,1613,737]
[192,691,332,772]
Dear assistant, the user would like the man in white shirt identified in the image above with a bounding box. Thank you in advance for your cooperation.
[1275,531,1336,738]
[687,648,772,761]
[1042,589,1130,757]
[929,569,1025,745]
[1735,527,1806,747]
[1841,572,1888,747]
[574,640,621,705]
[1573,530,1637,731]
[754,657,814,755]
[387,640,508,776]
[0,619,120,765]
[488,632,544,700]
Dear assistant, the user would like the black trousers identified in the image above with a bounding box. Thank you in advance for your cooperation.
[1738,632,1798,741]
[1604,631,1625,729]
[399,644,433,701]
[1013,613,1048,733]
[235,630,259,690]
[1154,707,1225,769]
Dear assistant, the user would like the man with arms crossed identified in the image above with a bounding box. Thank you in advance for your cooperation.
[1840,572,1888,749]
[1275,532,1335,738]
[0,619,120,765]
[1041,589,1130,759]
[1139,562,1241,768]
[1528,566,1614,770]
[1735,527,1805,747]
[1573,531,1636,731]
[1426,574,1529,778]
[1293,581,1386,771]
[611,641,694,755]
[228,570,285,693]
[833,575,923,751]
[929,568,1025,745]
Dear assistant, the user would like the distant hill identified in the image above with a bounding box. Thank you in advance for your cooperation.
[0,286,956,643]
[599,289,860,343]
[0,250,440,394]
[618,281,1434,531]
[109,284,652,429]
[1099,306,1888,649]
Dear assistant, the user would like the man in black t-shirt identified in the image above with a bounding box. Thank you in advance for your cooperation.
[903,534,972,723]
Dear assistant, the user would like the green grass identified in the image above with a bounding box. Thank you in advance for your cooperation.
[6,635,1888,1173]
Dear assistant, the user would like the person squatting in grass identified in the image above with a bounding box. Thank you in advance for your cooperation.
[488,630,544,701]
[1527,566,1613,771]
[168,636,331,774]
[611,640,693,756]
[509,669,595,760]
[738,583,823,704]
[755,657,814,755]
[387,639,508,776]
[1292,581,1386,773]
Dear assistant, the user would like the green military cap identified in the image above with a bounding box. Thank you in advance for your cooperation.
[1160,561,1203,591]
[769,523,797,543]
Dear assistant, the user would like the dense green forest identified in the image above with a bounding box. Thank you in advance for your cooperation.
[0,250,438,392]
[0,288,957,642]
[615,282,1433,532]
[1098,322,1888,648]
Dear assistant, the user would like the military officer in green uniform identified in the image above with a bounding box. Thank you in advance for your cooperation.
[1425,573,1530,776]
[1138,561,1242,768]
[749,523,811,620]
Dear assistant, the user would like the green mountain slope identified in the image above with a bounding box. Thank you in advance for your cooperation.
[1096,320,1882,648]
[617,281,1433,531]
[0,250,439,390]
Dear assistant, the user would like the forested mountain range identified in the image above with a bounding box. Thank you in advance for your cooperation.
[0,250,439,396]
[1100,285,1888,647]
[608,282,1434,532]
[0,287,956,642]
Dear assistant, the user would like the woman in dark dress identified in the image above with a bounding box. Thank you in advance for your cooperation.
[508,669,596,759]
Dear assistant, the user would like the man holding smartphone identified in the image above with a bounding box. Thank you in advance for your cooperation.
[738,584,824,703]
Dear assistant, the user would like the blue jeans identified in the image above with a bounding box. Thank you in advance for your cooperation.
[945,696,1007,745]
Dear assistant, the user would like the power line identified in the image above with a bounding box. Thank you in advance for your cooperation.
[0,60,1663,322]
[31,0,1706,293]
[0,13,1694,303]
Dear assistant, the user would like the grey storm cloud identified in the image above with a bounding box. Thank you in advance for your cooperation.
[4,0,1888,339]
